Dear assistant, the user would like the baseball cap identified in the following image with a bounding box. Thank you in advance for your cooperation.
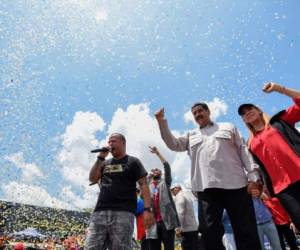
[170,183,181,190]
[238,103,259,116]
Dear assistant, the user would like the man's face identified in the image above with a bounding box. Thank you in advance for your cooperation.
[171,187,181,196]
[108,135,125,156]
[151,168,162,180]
[192,105,210,127]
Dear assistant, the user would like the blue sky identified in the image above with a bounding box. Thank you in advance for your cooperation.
[0,0,299,210]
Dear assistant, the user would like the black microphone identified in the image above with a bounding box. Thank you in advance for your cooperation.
[90,147,111,153]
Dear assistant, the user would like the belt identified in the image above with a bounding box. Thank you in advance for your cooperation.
[257,219,272,226]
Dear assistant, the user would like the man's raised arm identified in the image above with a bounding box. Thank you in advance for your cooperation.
[155,108,188,152]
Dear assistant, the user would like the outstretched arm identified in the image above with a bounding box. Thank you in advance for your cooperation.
[149,146,167,163]
[155,108,188,152]
[264,82,300,124]
[263,82,300,99]
[149,146,172,187]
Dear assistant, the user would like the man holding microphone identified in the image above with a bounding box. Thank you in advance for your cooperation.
[85,133,154,250]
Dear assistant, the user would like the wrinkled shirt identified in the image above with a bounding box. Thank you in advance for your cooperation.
[158,121,260,192]
[173,191,198,232]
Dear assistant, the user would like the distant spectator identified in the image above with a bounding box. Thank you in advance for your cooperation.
[171,183,198,250]
[147,146,180,250]
[14,242,25,250]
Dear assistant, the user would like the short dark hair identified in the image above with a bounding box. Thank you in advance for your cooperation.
[110,133,126,144]
[191,102,209,112]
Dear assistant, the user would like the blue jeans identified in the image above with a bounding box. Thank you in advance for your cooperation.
[257,220,282,250]
[84,210,134,250]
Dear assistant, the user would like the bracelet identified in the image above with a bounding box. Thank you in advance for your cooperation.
[97,156,105,161]
[144,207,153,212]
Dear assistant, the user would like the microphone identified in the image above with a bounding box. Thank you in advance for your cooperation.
[90,147,111,153]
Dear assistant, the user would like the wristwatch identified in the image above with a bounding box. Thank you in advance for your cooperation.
[144,207,153,213]
[97,156,105,161]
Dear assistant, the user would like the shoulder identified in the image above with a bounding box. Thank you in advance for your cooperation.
[270,110,286,123]
[216,122,235,130]
[127,155,144,166]
[127,155,140,162]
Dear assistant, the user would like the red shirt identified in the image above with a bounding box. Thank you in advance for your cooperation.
[136,214,146,240]
[263,197,290,225]
[250,97,300,194]
[151,182,162,222]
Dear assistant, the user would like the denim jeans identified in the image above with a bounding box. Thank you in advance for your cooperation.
[84,210,134,250]
[223,233,236,250]
[257,220,282,250]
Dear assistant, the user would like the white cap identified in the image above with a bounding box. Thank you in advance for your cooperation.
[170,183,181,190]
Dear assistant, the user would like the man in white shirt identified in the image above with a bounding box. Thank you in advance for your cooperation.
[155,103,262,250]
[171,183,198,250]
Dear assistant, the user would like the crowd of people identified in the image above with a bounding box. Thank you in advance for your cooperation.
[0,201,90,250]
[0,235,85,250]
[85,82,300,250]
[1,82,300,250]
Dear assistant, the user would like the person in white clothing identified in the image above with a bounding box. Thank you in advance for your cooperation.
[155,104,262,250]
[171,183,198,250]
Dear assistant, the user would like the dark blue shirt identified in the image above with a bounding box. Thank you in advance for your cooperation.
[252,197,272,224]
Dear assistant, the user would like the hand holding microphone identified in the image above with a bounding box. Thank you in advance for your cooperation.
[91,146,111,159]
[90,147,111,153]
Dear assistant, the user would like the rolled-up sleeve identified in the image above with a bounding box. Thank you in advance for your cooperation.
[281,96,300,126]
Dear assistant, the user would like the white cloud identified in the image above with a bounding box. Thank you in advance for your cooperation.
[5,152,44,182]
[60,185,99,210]
[2,182,70,209]
[184,97,228,125]
[100,103,192,184]
[57,111,106,187]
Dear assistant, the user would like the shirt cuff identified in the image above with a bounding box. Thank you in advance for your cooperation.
[247,169,261,182]
[293,96,300,106]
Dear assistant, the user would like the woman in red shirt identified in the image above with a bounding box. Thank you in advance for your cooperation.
[238,82,300,230]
